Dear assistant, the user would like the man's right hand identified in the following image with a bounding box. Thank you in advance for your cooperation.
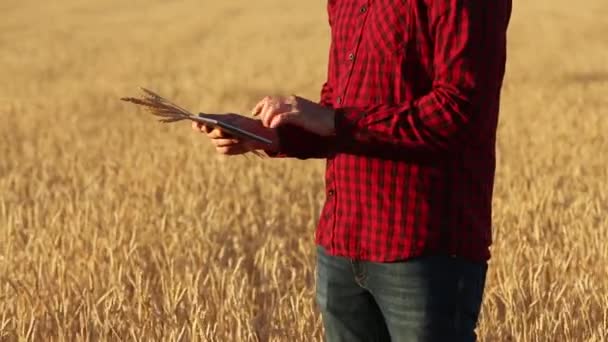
[191,113,279,155]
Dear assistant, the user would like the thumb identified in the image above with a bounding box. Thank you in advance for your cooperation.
[269,112,299,128]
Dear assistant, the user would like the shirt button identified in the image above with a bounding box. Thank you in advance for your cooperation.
[348,53,355,61]
[360,6,367,14]
[336,96,341,105]
[328,190,335,197]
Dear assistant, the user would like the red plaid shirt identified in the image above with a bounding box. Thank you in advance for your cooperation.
[274,0,511,262]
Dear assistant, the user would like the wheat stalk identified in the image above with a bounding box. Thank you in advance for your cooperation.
[121,88,264,157]
[121,88,199,123]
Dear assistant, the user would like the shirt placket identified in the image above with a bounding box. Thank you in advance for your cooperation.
[325,0,370,253]
[335,0,370,108]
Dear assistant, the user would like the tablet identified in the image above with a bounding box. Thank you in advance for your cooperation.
[193,113,274,145]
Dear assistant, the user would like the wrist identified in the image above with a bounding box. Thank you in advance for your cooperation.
[323,107,337,136]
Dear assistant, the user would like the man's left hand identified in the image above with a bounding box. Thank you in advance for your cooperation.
[252,95,335,136]
[192,113,279,155]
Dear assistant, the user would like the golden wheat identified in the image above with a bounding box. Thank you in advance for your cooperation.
[0,0,607,341]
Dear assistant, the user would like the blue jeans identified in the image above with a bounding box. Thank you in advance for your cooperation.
[315,246,487,342]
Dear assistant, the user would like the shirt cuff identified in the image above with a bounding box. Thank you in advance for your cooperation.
[264,124,334,159]
[334,107,366,141]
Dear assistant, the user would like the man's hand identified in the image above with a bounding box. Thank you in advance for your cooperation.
[191,114,279,155]
[252,95,335,136]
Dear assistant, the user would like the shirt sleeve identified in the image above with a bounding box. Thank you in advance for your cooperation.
[334,0,489,154]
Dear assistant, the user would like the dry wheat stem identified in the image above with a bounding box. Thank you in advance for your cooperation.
[120,87,200,123]
[121,88,264,157]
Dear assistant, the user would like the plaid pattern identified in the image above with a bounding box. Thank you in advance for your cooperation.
[275,0,511,262]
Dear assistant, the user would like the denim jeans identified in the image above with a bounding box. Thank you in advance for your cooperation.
[315,246,487,342]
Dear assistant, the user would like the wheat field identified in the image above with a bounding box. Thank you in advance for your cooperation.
[1,0,607,341]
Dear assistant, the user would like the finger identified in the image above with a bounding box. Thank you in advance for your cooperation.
[194,122,211,133]
[192,121,207,132]
[216,145,249,155]
[252,96,271,116]
[201,124,213,134]
[207,128,228,139]
[261,101,281,128]
[211,138,240,147]
[269,112,298,128]
[194,122,213,134]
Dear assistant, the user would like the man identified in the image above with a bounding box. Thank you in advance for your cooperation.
[193,1,511,340]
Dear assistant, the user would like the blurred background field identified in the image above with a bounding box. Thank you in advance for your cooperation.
[0,0,607,340]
